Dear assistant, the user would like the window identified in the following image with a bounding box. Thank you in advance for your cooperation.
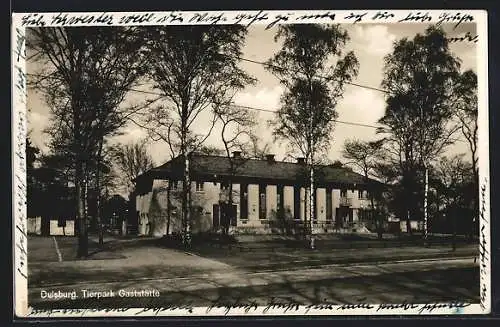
[326,189,333,221]
[359,209,373,221]
[277,187,281,208]
[294,187,301,220]
[57,217,66,228]
[313,189,317,223]
[240,184,248,220]
[195,182,204,192]
[277,185,284,214]
[340,188,347,198]
[259,184,266,219]
[358,190,363,199]
[170,180,178,190]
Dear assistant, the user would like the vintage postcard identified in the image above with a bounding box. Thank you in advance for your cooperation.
[12,9,490,318]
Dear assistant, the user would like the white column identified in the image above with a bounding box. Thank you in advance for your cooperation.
[283,186,294,217]
[248,184,259,221]
[332,189,340,225]
[232,183,241,221]
[266,185,277,219]
[316,188,326,221]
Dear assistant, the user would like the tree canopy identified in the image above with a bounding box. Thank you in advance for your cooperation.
[267,24,359,161]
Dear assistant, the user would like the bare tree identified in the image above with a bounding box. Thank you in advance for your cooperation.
[195,145,225,156]
[140,25,254,247]
[342,139,383,179]
[432,154,475,249]
[249,134,272,160]
[111,139,155,194]
[453,70,478,179]
[452,70,478,239]
[213,104,257,234]
[27,27,146,255]
[266,24,359,248]
[342,139,385,238]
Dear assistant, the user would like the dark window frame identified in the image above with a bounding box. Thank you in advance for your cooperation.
[326,188,333,221]
[57,217,66,228]
[340,188,347,198]
[240,183,248,220]
[294,186,301,220]
[195,181,204,192]
[259,184,266,220]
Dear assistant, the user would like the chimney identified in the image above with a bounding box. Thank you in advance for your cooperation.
[232,151,241,158]
[297,157,306,164]
[266,154,275,162]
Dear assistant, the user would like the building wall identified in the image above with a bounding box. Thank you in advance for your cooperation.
[28,217,76,236]
[316,188,326,221]
[247,184,259,223]
[300,187,306,221]
[28,217,42,235]
[50,220,75,236]
[232,183,241,220]
[136,177,377,235]
[283,185,294,217]
[266,185,277,219]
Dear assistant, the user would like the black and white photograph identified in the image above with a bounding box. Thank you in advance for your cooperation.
[12,10,490,317]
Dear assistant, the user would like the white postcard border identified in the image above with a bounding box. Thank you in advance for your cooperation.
[12,9,490,318]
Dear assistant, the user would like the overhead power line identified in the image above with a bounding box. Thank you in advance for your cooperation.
[126,89,469,145]
[127,88,382,130]
[229,103,381,129]
[234,55,391,94]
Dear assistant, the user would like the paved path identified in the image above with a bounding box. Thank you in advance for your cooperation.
[28,236,479,307]
[29,257,478,307]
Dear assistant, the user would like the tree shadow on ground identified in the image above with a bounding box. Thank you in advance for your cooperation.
[30,266,479,310]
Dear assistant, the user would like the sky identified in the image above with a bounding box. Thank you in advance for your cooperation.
[27,22,478,169]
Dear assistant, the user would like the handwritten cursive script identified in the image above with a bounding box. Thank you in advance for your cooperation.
[135,303,194,315]
[206,297,259,315]
[448,32,479,44]
[398,11,432,23]
[376,301,419,312]
[18,10,478,29]
[344,12,368,23]
[13,27,28,282]
[263,298,301,314]
[436,12,474,29]
[478,179,489,311]
[418,301,471,314]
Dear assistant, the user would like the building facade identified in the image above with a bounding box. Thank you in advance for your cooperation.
[133,152,382,237]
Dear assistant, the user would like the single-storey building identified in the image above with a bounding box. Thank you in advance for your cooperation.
[133,152,384,237]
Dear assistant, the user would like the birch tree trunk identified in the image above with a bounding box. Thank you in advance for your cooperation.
[96,139,104,245]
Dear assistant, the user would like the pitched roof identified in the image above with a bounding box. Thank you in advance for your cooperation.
[139,154,379,187]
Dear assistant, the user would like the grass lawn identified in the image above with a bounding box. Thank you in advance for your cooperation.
[183,240,478,272]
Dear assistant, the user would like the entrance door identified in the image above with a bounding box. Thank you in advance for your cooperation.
[230,204,237,227]
[213,204,220,230]
[338,206,350,228]
[219,203,237,228]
